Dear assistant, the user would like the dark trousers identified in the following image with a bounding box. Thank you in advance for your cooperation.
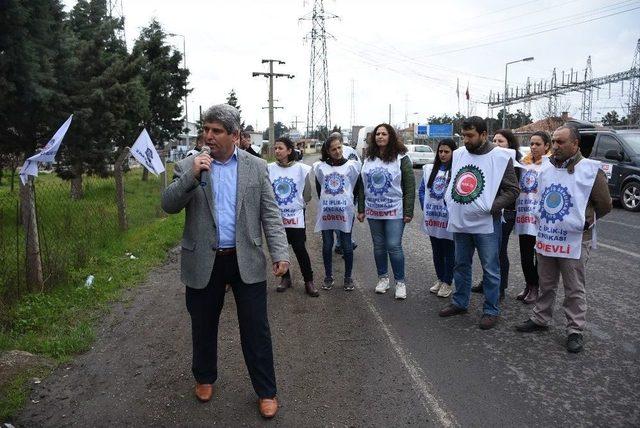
[321,229,353,279]
[518,234,539,286]
[429,236,455,285]
[185,254,276,398]
[499,210,516,292]
[282,227,313,282]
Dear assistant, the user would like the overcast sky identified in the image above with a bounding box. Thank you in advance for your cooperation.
[64,0,640,131]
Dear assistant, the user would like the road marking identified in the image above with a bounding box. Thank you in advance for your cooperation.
[598,242,640,259]
[600,219,640,230]
[357,286,458,427]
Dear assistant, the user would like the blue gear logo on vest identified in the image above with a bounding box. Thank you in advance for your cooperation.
[429,174,448,200]
[272,177,298,205]
[451,164,485,204]
[347,153,358,161]
[520,169,539,193]
[540,183,573,223]
[366,167,392,196]
[324,172,346,196]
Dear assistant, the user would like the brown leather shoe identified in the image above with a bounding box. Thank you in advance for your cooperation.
[305,280,319,297]
[516,285,530,301]
[195,383,213,402]
[277,277,292,292]
[479,314,499,330]
[438,303,468,317]
[258,397,278,419]
[524,285,539,304]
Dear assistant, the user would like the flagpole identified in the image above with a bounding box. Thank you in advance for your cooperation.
[456,78,460,115]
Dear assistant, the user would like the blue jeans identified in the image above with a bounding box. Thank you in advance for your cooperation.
[334,230,356,250]
[367,218,405,281]
[429,236,455,285]
[322,230,353,279]
[451,217,502,316]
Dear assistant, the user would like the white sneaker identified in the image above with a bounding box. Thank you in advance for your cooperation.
[375,277,390,293]
[429,280,442,294]
[437,282,454,298]
[395,281,407,299]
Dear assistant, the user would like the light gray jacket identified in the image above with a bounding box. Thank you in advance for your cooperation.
[161,149,290,289]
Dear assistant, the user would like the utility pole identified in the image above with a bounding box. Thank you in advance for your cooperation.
[252,59,294,147]
[388,104,392,124]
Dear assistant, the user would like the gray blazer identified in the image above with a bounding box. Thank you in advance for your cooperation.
[161,149,290,289]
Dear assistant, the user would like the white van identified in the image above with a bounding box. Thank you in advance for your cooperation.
[355,126,374,159]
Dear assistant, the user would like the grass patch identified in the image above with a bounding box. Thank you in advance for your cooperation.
[0,366,52,423]
[0,167,184,421]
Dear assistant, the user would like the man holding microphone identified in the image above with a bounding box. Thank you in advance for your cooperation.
[161,104,289,418]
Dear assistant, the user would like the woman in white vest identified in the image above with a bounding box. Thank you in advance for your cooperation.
[313,134,363,291]
[268,137,318,297]
[418,138,457,298]
[514,131,551,303]
[357,123,415,300]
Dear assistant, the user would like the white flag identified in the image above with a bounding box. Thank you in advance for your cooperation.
[19,115,73,185]
[130,129,165,176]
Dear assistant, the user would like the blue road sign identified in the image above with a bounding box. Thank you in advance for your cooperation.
[428,124,453,137]
[416,125,428,135]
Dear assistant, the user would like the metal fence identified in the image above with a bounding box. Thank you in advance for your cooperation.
[0,166,167,310]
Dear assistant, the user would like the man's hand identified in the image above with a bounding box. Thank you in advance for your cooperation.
[357,213,365,222]
[403,216,413,224]
[193,153,212,180]
[272,261,290,277]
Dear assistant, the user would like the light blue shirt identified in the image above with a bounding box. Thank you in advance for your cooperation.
[210,148,238,249]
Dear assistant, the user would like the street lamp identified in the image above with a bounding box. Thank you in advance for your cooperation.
[503,56,534,128]
[167,33,189,147]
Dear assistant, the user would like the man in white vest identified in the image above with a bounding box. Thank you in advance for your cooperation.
[516,124,611,353]
[439,116,519,330]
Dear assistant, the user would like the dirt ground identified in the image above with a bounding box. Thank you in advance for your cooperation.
[14,242,435,427]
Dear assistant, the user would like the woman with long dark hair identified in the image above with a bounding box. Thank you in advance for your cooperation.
[268,137,318,296]
[472,128,521,299]
[514,131,552,303]
[313,134,363,291]
[357,124,415,300]
[418,138,458,297]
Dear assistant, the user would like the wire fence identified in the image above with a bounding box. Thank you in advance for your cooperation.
[0,165,168,313]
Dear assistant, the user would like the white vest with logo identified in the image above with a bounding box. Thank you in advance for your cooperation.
[342,145,361,163]
[445,146,512,234]
[313,160,361,232]
[514,162,543,236]
[421,164,453,240]
[535,158,600,259]
[268,162,311,229]
[361,156,404,220]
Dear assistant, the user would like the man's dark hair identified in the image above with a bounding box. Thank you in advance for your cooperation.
[241,130,251,139]
[275,137,297,162]
[557,125,581,143]
[461,116,487,135]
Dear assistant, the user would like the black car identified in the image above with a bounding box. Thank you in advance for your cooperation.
[572,121,640,211]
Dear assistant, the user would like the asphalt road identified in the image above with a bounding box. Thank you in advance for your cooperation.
[15,154,639,427]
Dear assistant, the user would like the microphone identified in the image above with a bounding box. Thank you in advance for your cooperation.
[197,146,210,187]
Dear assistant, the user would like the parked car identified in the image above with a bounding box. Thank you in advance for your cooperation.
[405,144,435,168]
[571,121,640,212]
[294,148,303,161]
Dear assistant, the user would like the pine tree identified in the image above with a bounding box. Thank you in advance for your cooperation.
[0,0,72,189]
[56,0,149,197]
[133,19,189,148]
